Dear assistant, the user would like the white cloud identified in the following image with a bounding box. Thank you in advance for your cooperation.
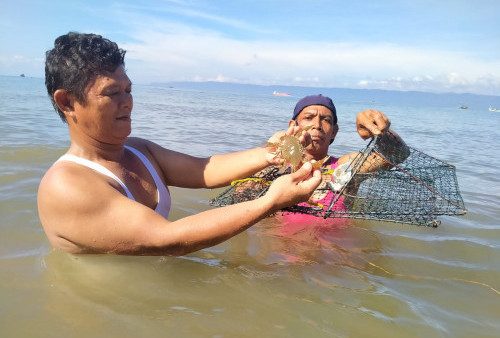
[357,72,500,95]
[120,24,500,95]
[3,1,496,95]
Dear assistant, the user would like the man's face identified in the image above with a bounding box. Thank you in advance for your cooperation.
[71,66,133,144]
[293,105,338,160]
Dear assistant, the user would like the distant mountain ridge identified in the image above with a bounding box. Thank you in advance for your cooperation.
[150,81,500,109]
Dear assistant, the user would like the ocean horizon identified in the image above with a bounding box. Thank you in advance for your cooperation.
[3,74,500,108]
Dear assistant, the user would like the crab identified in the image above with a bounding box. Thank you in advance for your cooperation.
[267,126,327,172]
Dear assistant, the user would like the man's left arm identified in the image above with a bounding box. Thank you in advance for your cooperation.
[147,125,309,189]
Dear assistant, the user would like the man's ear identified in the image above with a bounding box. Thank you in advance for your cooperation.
[53,89,75,117]
[288,120,297,128]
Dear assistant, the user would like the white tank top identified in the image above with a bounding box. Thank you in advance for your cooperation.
[56,146,171,219]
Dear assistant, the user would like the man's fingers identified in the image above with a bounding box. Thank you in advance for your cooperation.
[286,125,295,136]
[291,162,321,189]
[357,109,391,139]
[294,161,312,176]
[372,113,391,133]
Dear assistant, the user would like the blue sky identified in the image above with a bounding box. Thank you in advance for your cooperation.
[1,0,499,95]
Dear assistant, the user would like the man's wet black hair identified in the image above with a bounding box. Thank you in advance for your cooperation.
[45,32,126,122]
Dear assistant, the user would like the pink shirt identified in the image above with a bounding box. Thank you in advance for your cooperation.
[279,157,348,232]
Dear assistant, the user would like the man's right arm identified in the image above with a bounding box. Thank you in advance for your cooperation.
[38,161,321,256]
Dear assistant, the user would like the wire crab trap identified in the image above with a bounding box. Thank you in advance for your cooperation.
[210,136,466,227]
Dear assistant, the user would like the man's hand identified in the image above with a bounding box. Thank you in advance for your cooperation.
[356,109,391,140]
[264,161,322,211]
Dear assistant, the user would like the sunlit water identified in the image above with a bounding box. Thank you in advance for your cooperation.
[1,76,499,337]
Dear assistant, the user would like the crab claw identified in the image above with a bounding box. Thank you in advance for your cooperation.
[294,125,313,138]
[311,156,329,169]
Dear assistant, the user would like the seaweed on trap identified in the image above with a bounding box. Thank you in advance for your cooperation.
[210,136,466,227]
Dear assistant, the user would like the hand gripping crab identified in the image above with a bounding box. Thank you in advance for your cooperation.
[267,126,327,172]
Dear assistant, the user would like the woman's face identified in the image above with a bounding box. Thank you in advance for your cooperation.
[71,65,133,144]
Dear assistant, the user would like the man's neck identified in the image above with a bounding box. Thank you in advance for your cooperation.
[67,128,127,162]
[304,152,328,162]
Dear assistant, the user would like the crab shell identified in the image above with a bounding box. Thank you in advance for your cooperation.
[267,126,314,172]
[277,134,304,172]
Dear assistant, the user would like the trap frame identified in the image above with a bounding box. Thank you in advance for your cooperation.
[210,136,466,227]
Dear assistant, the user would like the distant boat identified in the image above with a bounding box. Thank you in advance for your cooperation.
[19,74,25,77]
[460,105,468,109]
[273,91,291,97]
[489,106,499,112]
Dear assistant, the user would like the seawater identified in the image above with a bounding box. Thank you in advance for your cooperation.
[1,75,499,337]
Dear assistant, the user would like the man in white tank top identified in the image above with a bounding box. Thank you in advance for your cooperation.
[38,32,326,256]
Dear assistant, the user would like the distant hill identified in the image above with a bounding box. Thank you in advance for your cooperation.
[150,81,500,109]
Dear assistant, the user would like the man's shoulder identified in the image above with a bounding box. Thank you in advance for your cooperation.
[124,136,150,149]
[337,152,359,166]
[125,137,174,158]
[38,162,95,236]
[39,157,123,204]
[39,161,93,200]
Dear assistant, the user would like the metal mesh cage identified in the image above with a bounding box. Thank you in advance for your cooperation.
[210,136,466,227]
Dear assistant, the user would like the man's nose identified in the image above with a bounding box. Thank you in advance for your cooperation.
[312,116,322,130]
[121,92,133,109]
